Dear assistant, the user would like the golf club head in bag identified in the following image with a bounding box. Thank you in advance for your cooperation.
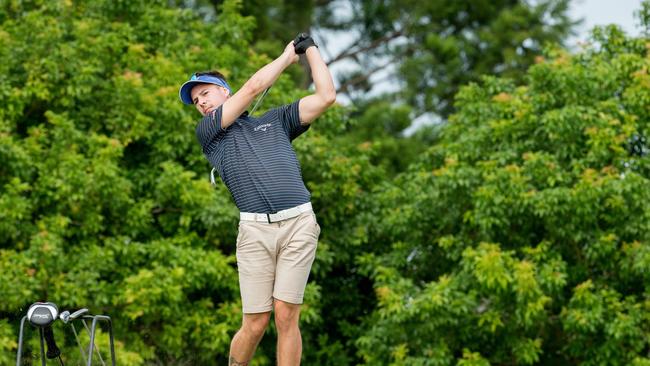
[25,302,62,359]
[27,302,58,327]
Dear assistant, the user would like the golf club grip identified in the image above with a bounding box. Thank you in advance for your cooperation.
[43,326,61,359]
[294,32,309,44]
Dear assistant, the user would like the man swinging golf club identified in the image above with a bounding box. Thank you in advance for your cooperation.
[179,34,335,365]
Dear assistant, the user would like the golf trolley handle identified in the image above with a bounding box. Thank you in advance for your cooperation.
[60,308,89,323]
[15,315,60,366]
[16,305,116,366]
[16,316,28,366]
[84,314,116,366]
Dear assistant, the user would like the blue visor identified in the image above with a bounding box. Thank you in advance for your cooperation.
[179,74,232,104]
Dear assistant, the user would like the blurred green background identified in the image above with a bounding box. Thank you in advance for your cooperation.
[1,0,650,364]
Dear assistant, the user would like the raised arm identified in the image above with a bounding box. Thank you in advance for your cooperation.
[297,42,336,125]
[221,42,299,128]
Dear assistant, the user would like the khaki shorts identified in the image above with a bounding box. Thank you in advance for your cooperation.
[236,210,320,313]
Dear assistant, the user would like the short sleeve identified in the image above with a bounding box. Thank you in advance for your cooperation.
[275,100,310,141]
[195,106,226,150]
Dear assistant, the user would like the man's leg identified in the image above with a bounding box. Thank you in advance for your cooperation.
[274,300,302,366]
[272,212,320,365]
[229,312,271,365]
[234,220,277,365]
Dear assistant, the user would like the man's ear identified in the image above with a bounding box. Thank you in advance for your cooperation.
[221,87,230,97]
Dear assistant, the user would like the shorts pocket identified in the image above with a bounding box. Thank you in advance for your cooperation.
[311,213,321,236]
[236,222,245,248]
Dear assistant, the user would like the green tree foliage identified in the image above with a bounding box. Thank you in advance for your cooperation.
[324,0,577,178]
[0,0,379,364]
[174,0,316,44]
[320,0,576,118]
[173,0,317,76]
[3,0,650,365]
[354,21,650,365]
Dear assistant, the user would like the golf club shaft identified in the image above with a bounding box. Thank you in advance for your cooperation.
[250,86,271,114]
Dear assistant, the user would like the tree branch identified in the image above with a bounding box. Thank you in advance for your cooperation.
[326,29,405,66]
[336,55,401,95]
[151,207,183,215]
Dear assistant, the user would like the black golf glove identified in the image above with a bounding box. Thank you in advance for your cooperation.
[294,32,309,45]
[294,33,317,54]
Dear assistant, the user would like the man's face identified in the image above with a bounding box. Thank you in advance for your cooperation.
[191,83,230,116]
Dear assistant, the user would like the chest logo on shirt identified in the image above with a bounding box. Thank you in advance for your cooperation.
[254,123,272,132]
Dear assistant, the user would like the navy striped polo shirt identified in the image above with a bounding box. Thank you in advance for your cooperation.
[195,100,311,213]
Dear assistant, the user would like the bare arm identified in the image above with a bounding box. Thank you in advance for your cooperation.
[221,43,298,128]
[298,46,336,125]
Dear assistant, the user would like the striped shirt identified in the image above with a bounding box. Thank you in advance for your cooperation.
[195,100,311,213]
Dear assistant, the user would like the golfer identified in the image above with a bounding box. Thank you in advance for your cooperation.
[179,35,334,366]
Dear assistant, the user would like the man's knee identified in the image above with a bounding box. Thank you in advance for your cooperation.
[274,300,301,333]
[242,312,271,338]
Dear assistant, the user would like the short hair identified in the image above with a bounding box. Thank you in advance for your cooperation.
[194,70,227,82]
